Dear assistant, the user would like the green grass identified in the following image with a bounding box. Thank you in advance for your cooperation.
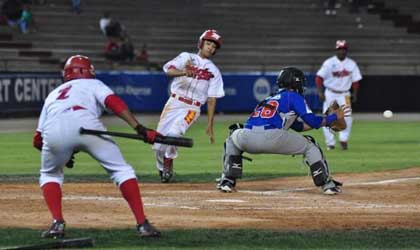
[0,120,419,182]
[1,119,420,249]
[1,228,420,250]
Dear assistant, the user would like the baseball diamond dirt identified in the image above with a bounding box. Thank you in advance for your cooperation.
[1,167,420,230]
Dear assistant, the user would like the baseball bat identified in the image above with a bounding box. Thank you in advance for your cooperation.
[79,128,194,148]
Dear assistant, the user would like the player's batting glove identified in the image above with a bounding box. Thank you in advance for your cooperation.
[135,124,159,144]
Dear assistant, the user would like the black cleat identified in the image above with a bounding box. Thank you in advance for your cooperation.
[340,141,348,150]
[137,219,161,237]
[323,179,343,195]
[217,177,236,193]
[41,219,65,239]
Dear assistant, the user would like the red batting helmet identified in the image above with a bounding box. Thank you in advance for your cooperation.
[335,40,348,50]
[63,55,95,82]
[198,29,222,50]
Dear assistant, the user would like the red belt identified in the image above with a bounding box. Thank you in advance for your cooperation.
[66,105,86,111]
[171,93,201,107]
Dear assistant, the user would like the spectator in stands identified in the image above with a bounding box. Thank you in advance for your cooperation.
[325,0,337,15]
[136,44,162,71]
[104,34,134,62]
[120,34,135,61]
[71,0,81,14]
[99,11,111,36]
[18,3,35,34]
[104,37,122,61]
[348,0,374,13]
[105,19,125,39]
[1,0,23,28]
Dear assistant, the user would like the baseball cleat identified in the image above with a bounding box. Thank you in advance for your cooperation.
[137,219,161,238]
[41,219,65,239]
[340,141,348,150]
[159,170,173,183]
[160,158,174,183]
[219,184,235,193]
[322,179,343,195]
[323,186,342,195]
[217,178,236,193]
[326,145,335,151]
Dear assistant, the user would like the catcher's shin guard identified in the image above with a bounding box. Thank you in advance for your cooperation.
[303,135,330,187]
[309,160,330,186]
[224,155,243,178]
[222,135,244,179]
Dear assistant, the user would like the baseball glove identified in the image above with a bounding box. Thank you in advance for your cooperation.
[325,101,346,132]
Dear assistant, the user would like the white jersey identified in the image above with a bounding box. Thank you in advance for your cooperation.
[163,52,225,103]
[37,78,113,132]
[316,56,362,92]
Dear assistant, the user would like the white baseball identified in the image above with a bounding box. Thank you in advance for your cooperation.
[383,110,393,118]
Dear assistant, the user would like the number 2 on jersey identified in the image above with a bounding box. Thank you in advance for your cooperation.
[252,100,279,119]
[57,85,72,100]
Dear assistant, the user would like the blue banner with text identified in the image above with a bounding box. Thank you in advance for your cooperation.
[96,72,321,113]
[0,72,321,116]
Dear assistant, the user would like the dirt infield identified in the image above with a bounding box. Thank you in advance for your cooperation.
[1,167,420,231]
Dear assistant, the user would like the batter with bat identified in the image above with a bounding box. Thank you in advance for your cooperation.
[216,67,345,195]
[32,55,160,238]
[152,29,225,183]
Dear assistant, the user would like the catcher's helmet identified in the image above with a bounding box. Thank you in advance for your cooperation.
[276,67,306,95]
[63,55,95,82]
[198,29,222,50]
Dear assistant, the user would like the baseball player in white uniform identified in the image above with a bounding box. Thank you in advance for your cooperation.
[316,40,362,150]
[152,29,225,183]
[33,55,160,238]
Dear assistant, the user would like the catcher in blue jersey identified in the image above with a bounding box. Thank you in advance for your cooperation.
[217,67,345,195]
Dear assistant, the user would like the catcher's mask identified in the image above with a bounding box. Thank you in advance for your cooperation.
[63,55,96,82]
[276,67,306,95]
[198,29,222,54]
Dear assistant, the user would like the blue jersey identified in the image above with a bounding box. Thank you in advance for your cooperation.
[245,89,332,131]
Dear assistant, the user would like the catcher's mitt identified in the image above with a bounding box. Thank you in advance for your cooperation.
[325,101,346,132]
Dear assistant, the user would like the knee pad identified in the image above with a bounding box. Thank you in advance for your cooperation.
[303,135,325,158]
[309,160,330,186]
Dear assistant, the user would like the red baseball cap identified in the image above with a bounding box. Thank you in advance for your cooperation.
[335,40,348,50]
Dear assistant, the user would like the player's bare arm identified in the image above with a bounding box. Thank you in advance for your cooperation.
[206,97,217,144]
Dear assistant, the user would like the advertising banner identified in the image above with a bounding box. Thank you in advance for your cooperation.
[0,73,62,116]
[0,72,321,116]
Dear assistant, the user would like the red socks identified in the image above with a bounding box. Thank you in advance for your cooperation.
[41,182,64,221]
[119,178,146,225]
[42,179,146,225]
